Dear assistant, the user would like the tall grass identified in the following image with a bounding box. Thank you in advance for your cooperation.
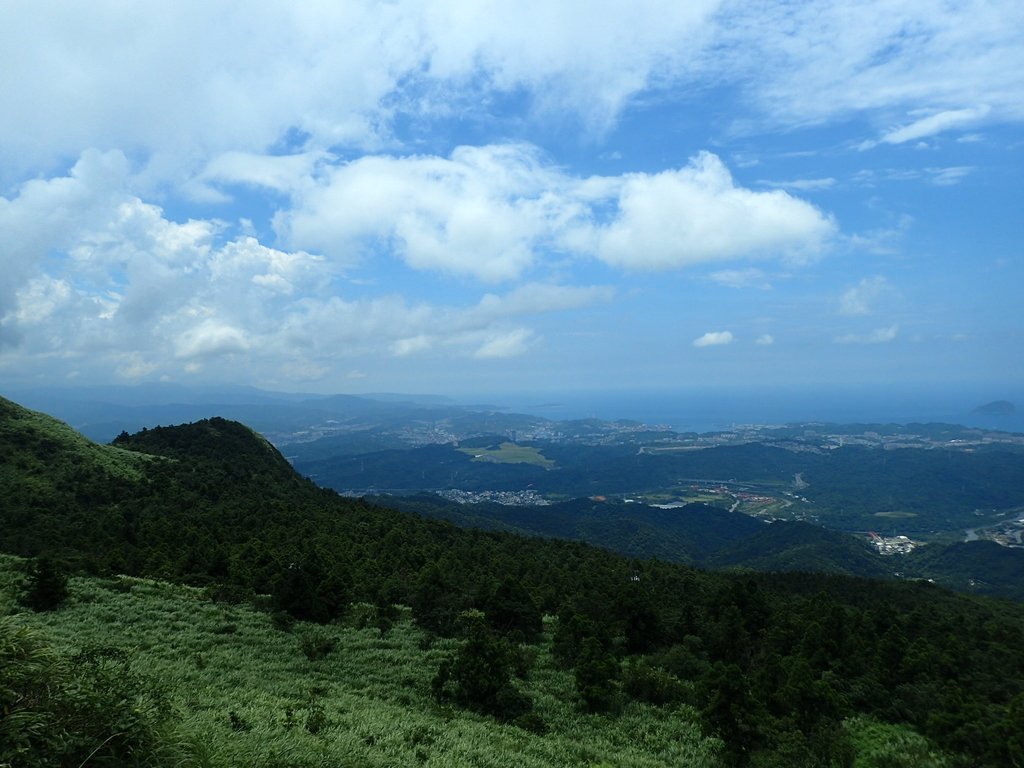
[1,556,722,767]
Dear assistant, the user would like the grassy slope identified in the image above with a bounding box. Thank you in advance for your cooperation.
[0,556,720,768]
[0,395,150,481]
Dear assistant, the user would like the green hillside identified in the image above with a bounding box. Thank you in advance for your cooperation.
[3,396,1024,767]
[376,495,767,567]
[297,438,1024,536]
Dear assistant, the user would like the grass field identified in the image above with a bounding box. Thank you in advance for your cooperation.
[459,442,556,469]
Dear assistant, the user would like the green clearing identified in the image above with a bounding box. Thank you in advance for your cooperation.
[459,442,556,469]
[872,511,919,519]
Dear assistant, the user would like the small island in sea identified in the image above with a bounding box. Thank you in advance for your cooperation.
[973,400,1016,415]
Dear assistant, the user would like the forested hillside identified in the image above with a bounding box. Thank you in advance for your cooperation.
[299,437,1024,535]
[2,396,1024,767]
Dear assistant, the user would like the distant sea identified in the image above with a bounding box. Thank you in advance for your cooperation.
[481,386,1024,435]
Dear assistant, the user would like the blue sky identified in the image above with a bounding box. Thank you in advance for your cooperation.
[1,1,1021,400]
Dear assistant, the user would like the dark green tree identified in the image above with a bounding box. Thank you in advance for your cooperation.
[19,555,69,611]
[480,577,542,641]
[574,636,620,713]
[270,555,349,624]
[433,612,531,722]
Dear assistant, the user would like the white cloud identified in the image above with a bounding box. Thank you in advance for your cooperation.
[0,150,131,325]
[877,106,992,146]
[594,153,835,270]
[761,178,836,192]
[195,150,332,197]
[281,146,834,280]
[472,328,534,359]
[839,276,891,316]
[279,144,578,282]
[472,283,615,320]
[11,277,72,325]
[417,2,720,133]
[0,2,721,184]
[693,330,734,347]
[392,335,433,357]
[0,154,623,380]
[834,325,899,344]
[0,1,1020,192]
[114,354,159,380]
[175,320,250,360]
[755,334,774,346]
[716,2,1024,129]
[927,166,973,186]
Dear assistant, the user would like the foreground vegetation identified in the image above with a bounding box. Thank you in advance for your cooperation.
[2,558,982,768]
[2,396,1024,766]
[2,558,726,767]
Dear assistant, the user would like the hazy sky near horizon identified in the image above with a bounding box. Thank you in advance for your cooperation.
[1,1,1021,396]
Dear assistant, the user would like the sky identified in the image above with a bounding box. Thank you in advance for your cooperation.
[1,0,1022,401]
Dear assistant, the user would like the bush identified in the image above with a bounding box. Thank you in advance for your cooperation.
[433,616,534,722]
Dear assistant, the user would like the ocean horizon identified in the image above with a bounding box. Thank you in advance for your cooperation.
[479,386,1024,435]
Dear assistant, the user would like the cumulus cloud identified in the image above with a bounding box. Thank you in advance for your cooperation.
[693,330,734,347]
[1,154,627,380]
[175,321,250,360]
[755,334,774,346]
[838,276,891,316]
[280,147,834,280]
[278,144,582,281]
[593,153,835,270]
[834,325,899,344]
[391,335,433,357]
